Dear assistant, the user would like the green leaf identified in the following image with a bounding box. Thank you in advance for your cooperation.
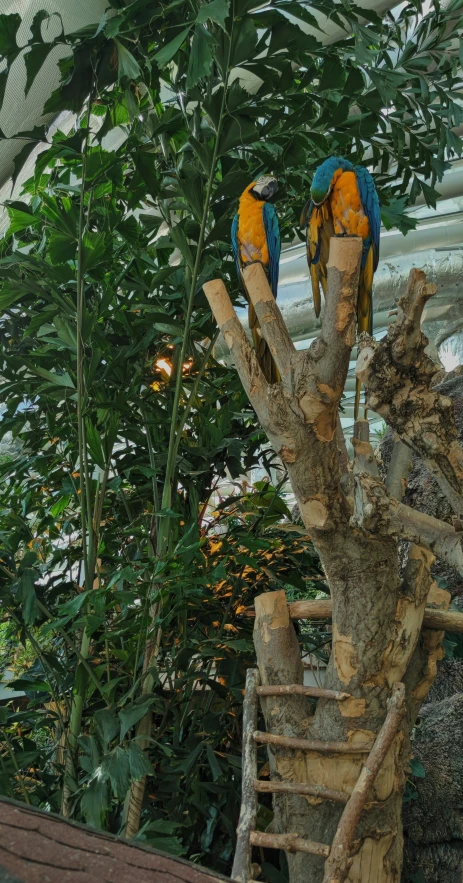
[81,776,110,829]
[50,494,71,518]
[197,0,229,30]
[101,746,130,798]
[206,743,222,781]
[410,758,426,778]
[26,364,75,389]
[59,591,90,617]
[319,56,346,92]
[154,27,191,67]
[48,229,76,265]
[129,740,154,779]
[186,25,215,89]
[119,698,154,741]
[95,709,120,747]
[114,39,141,81]
[218,115,257,155]
[85,419,106,470]
[6,205,42,237]
[81,231,109,273]
[142,835,186,855]
[16,569,39,624]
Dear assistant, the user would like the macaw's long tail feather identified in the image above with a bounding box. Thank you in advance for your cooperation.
[249,301,280,383]
[310,263,322,318]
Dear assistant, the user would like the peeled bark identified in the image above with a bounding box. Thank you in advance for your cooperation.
[204,247,462,883]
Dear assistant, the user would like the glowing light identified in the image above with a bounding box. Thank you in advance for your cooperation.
[150,381,161,392]
[155,358,172,376]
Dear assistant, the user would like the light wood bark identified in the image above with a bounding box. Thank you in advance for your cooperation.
[257,685,350,700]
[245,599,463,634]
[250,832,330,858]
[205,249,457,883]
[255,781,348,803]
[253,732,373,754]
[322,683,406,883]
[232,669,260,883]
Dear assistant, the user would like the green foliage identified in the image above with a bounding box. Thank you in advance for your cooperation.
[0,0,461,875]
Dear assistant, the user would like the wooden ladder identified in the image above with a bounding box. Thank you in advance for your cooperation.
[232,669,406,883]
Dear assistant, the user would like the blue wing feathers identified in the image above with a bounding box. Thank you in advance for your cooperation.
[231,212,241,283]
[263,202,280,299]
[354,166,380,270]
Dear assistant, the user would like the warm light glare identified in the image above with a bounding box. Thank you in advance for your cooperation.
[156,358,172,376]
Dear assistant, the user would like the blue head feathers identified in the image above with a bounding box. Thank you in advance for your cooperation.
[311,156,353,205]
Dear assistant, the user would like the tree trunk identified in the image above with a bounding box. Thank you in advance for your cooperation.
[204,245,462,883]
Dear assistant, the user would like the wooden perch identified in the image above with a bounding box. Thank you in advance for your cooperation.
[244,598,463,633]
[255,780,348,803]
[322,682,406,883]
[256,685,350,700]
[250,831,330,858]
[356,268,463,515]
[254,731,373,754]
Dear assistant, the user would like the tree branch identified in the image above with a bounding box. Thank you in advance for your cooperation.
[204,237,363,535]
[351,472,463,575]
[356,268,463,515]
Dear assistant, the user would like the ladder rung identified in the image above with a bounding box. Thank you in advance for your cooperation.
[254,779,348,803]
[253,730,373,754]
[250,831,330,857]
[257,685,350,700]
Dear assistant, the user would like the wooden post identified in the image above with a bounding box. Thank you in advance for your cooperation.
[232,669,260,883]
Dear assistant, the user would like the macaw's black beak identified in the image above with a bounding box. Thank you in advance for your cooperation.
[300,196,312,227]
[251,178,278,200]
[261,179,278,200]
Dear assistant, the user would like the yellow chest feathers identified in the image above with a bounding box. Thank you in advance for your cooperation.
[237,191,269,265]
[330,171,370,240]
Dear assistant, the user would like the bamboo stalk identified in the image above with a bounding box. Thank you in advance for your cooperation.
[61,80,95,818]
[253,731,373,754]
[257,685,350,700]
[232,669,260,883]
[322,682,406,883]
[254,780,348,803]
[250,831,330,858]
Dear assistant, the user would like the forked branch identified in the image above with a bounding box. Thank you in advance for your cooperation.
[204,237,363,534]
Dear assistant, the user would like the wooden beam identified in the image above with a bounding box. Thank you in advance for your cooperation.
[256,685,350,701]
[250,831,330,858]
[254,780,348,803]
[254,731,373,754]
[244,599,463,634]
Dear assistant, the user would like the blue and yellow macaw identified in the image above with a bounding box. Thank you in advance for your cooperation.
[231,176,281,384]
[300,156,380,418]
